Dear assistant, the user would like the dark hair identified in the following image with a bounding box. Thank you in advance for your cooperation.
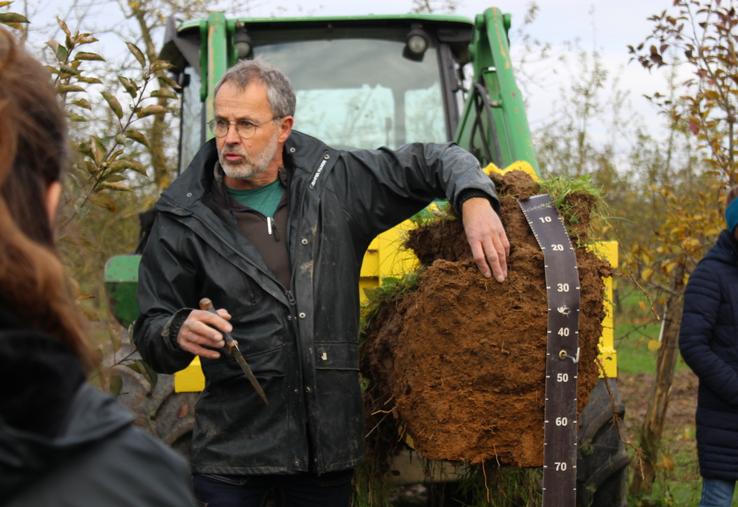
[214,59,296,117]
[0,28,90,367]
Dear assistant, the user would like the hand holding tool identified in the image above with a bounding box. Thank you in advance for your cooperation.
[199,298,269,405]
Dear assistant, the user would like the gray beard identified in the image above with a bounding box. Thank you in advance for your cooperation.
[219,129,279,180]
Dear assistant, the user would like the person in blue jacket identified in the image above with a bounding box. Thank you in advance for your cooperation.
[679,185,738,507]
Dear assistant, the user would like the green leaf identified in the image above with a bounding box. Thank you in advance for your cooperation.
[89,192,117,211]
[109,159,147,175]
[68,112,88,122]
[104,173,127,182]
[126,42,146,67]
[101,181,132,191]
[59,64,79,76]
[77,34,98,45]
[56,84,85,93]
[118,76,139,98]
[109,373,123,396]
[91,137,105,165]
[72,98,92,110]
[77,75,103,84]
[0,12,29,24]
[74,51,105,62]
[56,17,72,39]
[125,128,150,148]
[159,75,180,90]
[101,91,123,119]
[136,104,167,118]
[150,88,178,99]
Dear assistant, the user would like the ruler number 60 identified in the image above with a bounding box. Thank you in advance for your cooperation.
[555,417,568,426]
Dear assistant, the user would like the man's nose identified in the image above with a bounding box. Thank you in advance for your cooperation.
[224,123,241,144]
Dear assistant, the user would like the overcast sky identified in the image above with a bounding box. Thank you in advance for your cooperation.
[26,0,677,151]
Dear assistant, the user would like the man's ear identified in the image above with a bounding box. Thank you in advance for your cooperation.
[278,116,294,143]
[45,181,62,226]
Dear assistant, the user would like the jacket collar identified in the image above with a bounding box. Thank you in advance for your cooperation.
[157,130,331,213]
[709,229,738,265]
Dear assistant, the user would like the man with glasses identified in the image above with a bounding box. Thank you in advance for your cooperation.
[134,59,508,507]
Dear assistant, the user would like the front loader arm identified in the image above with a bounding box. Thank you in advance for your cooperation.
[454,8,539,175]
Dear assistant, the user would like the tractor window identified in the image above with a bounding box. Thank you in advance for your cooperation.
[179,66,203,173]
[255,38,446,149]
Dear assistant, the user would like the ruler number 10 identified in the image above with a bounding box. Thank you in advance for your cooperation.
[539,216,552,223]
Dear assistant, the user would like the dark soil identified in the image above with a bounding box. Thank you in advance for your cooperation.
[361,171,610,467]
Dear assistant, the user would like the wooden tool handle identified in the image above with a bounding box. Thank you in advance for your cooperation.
[199,297,215,312]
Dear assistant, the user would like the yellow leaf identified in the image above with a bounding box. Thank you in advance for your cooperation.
[136,104,167,118]
[101,181,131,191]
[662,261,678,275]
[74,51,105,62]
[641,268,653,282]
[126,42,146,67]
[101,91,123,119]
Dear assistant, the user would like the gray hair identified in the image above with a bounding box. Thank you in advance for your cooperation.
[214,59,296,118]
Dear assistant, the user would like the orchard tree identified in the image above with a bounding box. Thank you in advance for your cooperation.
[627,0,737,498]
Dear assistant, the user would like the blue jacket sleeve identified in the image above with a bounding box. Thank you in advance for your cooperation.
[679,261,738,405]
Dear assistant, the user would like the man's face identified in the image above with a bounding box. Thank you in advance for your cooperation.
[214,80,291,186]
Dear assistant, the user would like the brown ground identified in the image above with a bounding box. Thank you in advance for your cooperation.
[619,370,698,441]
[361,172,610,467]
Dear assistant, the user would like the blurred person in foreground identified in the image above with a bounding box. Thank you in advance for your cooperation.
[0,28,197,507]
[679,185,738,507]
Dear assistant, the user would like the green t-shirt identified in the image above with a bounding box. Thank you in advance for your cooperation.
[226,179,284,217]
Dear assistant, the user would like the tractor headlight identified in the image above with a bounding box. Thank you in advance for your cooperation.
[404,26,430,61]
[234,28,252,60]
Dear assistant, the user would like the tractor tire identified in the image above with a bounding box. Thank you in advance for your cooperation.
[576,379,629,507]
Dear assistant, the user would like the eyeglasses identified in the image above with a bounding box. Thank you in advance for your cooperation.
[208,116,282,139]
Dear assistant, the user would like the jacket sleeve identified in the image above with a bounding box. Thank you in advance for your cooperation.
[334,142,498,242]
[679,261,738,405]
[132,213,198,374]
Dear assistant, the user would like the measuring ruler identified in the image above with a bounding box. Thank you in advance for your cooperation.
[519,194,580,507]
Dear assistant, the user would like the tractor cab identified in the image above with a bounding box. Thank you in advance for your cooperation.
[165,14,476,173]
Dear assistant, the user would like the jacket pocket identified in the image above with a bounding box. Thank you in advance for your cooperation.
[314,342,359,371]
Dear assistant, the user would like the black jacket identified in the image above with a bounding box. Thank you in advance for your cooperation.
[0,309,197,506]
[133,130,498,475]
[679,229,738,480]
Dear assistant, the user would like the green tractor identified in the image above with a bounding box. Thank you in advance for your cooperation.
[105,8,627,506]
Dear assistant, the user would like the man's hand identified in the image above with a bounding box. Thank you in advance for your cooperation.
[461,197,509,282]
[176,308,232,359]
